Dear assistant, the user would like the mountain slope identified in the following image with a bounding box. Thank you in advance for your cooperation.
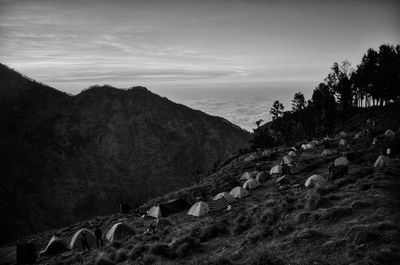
[0,64,251,244]
[8,106,400,265]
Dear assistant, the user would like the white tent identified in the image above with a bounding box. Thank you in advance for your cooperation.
[187,201,209,217]
[334,156,350,167]
[213,192,236,203]
[340,131,347,137]
[321,149,335,157]
[305,175,327,188]
[230,186,249,199]
[262,149,271,157]
[288,151,297,158]
[282,155,293,165]
[338,138,347,146]
[385,129,395,138]
[70,228,96,250]
[244,152,257,162]
[105,223,134,242]
[147,206,162,218]
[240,172,253,181]
[243,178,260,190]
[374,155,390,170]
[270,165,282,176]
[353,132,361,139]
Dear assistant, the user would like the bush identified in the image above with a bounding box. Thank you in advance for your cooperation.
[128,244,148,260]
[233,214,252,235]
[321,206,352,222]
[113,248,128,263]
[149,243,173,258]
[170,235,201,258]
[199,223,228,242]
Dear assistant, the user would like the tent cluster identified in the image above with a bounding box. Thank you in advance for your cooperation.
[40,223,136,257]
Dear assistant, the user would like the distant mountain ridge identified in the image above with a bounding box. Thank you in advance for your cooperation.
[0,63,251,244]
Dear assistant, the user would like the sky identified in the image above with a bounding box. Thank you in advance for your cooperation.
[1,0,399,131]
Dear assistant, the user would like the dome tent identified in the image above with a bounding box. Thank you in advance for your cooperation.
[243,178,260,190]
[187,201,210,217]
[230,186,249,199]
[105,223,135,242]
[240,172,253,181]
[40,236,69,256]
[213,192,236,203]
[305,175,327,188]
[334,156,350,167]
[270,165,283,176]
[385,129,395,138]
[374,155,390,170]
[70,228,96,250]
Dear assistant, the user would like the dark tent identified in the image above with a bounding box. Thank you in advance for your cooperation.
[158,198,190,217]
[40,237,69,257]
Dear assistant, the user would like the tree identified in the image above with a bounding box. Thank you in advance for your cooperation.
[292,92,306,112]
[311,83,336,134]
[270,100,284,120]
[325,60,354,123]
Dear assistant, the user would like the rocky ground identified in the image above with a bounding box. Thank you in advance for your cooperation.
[4,115,400,265]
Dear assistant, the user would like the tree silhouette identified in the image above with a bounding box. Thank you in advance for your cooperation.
[270,100,284,120]
[292,92,306,112]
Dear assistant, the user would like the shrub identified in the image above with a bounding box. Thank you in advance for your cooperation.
[113,248,128,263]
[233,214,252,235]
[321,206,352,222]
[149,243,173,258]
[128,244,148,260]
[260,209,279,226]
[170,235,201,258]
[199,223,228,242]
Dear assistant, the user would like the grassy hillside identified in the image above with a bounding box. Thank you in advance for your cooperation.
[7,107,400,265]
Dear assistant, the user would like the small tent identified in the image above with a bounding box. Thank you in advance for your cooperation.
[305,175,327,188]
[262,149,271,158]
[353,132,361,139]
[243,178,260,190]
[334,156,350,167]
[255,171,269,183]
[282,155,293,165]
[338,138,347,146]
[147,206,162,219]
[240,172,253,181]
[288,151,297,158]
[149,218,172,230]
[270,165,283,176]
[105,223,134,242]
[385,129,395,138]
[70,229,96,250]
[321,149,335,157]
[340,131,347,137]
[187,201,210,217]
[213,192,236,203]
[40,236,69,256]
[207,197,229,212]
[147,198,190,218]
[230,186,249,199]
[374,155,390,170]
[244,152,257,162]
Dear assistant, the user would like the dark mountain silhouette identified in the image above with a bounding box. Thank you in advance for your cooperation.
[0,63,251,244]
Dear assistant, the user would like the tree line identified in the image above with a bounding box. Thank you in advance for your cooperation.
[253,44,400,148]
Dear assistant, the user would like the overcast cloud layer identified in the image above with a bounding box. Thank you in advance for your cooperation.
[1,0,399,129]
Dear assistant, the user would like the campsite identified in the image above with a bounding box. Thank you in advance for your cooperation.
[3,107,399,265]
